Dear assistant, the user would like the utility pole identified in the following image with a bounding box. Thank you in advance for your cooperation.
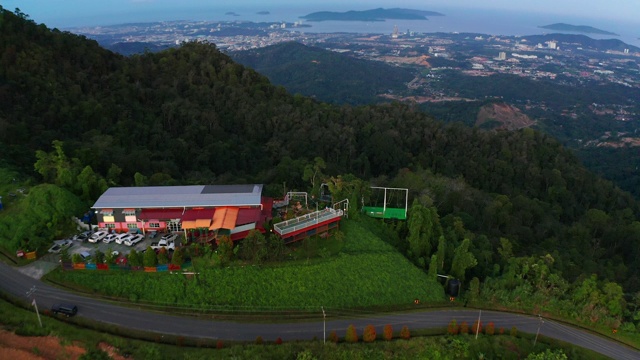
[26,286,42,328]
[322,306,326,344]
[475,309,482,340]
[533,314,544,347]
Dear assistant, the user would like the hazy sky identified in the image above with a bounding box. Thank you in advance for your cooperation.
[3,0,639,28]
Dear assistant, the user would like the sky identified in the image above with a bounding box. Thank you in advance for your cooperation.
[2,0,639,28]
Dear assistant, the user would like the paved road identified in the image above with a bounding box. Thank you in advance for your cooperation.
[1,261,638,360]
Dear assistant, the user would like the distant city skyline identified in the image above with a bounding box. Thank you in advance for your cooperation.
[3,0,638,29]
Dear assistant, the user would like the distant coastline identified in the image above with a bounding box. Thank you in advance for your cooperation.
[539,23,618,36]
[300,8,445,22]
[257,11,270,15]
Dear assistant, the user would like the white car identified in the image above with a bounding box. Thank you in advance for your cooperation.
[48,239,73,253]
[160,233,178,243]
[89,231,108,243]
[102,234,118,244]
[115,233,132,245]
[124,234,144,247]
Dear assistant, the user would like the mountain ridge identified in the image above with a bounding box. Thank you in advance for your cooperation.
[300,8,444,22]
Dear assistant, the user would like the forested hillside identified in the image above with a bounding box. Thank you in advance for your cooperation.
[2,6,640,332]
[230,41,415,105]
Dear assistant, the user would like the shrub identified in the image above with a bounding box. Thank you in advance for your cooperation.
[157,248,169,265]
[217,236,234,265]
[143,246,157,267]
[448,319,459,335]
[345,324,358,343]
[275,337,283,345]
[128,249,142,267]
[78,349,110,360]
[383,324,393,341]
[472,320,483,335]
[176,336,185,347]
[94,250,105,264]
[363,325,376,343]
[460,321,469,334]
[485,322,495,335]
[255,336,264,345]
[400,325,410,340]
[171,248,184,266]
[499,327,505,335]
[72,253,82,264]
[328,330,338,343]
[510,326,518,337]
[216,340,223,349]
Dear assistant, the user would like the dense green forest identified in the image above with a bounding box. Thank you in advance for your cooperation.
[2,6,640,338]
[230,41,414,105]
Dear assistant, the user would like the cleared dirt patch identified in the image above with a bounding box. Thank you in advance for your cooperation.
[0,329,85,360]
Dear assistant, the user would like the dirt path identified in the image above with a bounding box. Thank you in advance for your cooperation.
[0,329,85,359]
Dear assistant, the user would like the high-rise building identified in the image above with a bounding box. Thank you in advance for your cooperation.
[498,52,507,60]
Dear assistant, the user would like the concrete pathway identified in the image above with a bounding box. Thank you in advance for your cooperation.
[17,253,60,279]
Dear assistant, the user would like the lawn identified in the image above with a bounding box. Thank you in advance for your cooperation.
[45,218,445,311]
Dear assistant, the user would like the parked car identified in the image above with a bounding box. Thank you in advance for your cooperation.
[79,251,91,261]
[48,244,63,254]
[115,233,132,245]
[89,230,108,243]
[48,239,73,253]
[102,233,118,244]
[125,234,144,246]
[151,238,175,251]
[160,233,178,243]
[51,303,78,317]
[72,231,92,242]
[148,230,159,239]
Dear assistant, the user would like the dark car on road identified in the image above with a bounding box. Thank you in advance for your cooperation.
[51,303,78,317]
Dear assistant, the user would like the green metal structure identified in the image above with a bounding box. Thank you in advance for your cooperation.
[362,187,408,220]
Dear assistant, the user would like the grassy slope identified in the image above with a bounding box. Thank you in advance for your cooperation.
[45,218,445,310]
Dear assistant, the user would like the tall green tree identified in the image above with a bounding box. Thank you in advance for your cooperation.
[450,238,477,282]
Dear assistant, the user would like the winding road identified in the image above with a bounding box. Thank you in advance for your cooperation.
[1,261,639,360]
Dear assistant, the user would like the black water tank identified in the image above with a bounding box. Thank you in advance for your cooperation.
[448,279,461,297]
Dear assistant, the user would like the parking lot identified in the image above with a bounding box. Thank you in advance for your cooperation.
[66,231,180,259]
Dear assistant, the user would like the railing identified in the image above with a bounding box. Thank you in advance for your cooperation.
[274,208,343,236]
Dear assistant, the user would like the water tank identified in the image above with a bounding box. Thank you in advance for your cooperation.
[448,279,461,297]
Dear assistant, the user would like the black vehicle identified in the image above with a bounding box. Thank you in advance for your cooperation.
[51,303,78,317]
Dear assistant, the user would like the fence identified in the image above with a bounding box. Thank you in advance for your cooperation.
[63,262,187,272]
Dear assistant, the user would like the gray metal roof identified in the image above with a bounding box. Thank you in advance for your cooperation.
[92,184,264,209]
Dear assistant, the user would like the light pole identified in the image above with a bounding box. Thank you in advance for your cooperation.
[475,309,482,340]
[26,285,42,328]
[533,314,544,347]
[322,306,326,344]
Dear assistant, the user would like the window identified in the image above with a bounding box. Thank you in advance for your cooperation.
[100,209,114,216]
[122,209,136,216]
[127,223,138,229]
[168,220,182,232]
[105,224,116,229]
[149,223,160,228]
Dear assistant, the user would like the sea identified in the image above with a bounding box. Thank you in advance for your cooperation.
[60,5,640,48]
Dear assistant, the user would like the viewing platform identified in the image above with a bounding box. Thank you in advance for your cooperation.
[274,208,343,243]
